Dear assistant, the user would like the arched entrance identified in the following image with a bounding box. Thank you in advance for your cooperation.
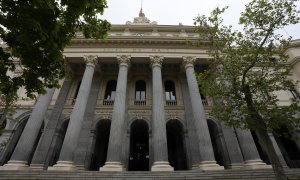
[50,119,69,166]
[207,119,225,166]
[275,126,300,168]
[166,119,187,170]
[90,119,111,170]
[128,120,149,171]
[0,118,28,165]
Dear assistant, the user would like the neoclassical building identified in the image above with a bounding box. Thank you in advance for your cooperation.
[0,10,300,172]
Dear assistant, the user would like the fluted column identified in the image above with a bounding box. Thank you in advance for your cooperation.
[220,123,244,169]
[150,55,173,171]
[48,55,98,171]
[235,129,271,169]
[100,55,130,172]
[0,88,55,170]
[182,56,223,170]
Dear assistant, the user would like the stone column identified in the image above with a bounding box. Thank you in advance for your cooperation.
[182,56,223,170]
[0,88,55,170]
[48,55,98,171]
[235,129,271,169]
[220,123,244,169]
[100,55,130,172]
[149,55,173,171]
[268,133,288,168]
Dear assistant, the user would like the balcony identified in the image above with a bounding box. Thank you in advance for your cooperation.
[166,100,177,106]
[134,100,146,106]
[103,99,114,106]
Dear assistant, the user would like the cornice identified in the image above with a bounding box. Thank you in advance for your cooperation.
[69,37,211,48]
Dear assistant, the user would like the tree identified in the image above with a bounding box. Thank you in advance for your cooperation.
[194,0,300,179]
[0,0,111,126]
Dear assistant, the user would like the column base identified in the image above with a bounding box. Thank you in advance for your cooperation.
[48,161,76,171]
[151,161,174,171]
[100,162,124,172]
[0,160,29,171]
[243,160,272,169]
[30,164,44,171]
[198,161,224,171]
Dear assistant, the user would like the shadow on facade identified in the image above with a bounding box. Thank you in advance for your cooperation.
[50,119,69,166]
[0,117,44,166]
[274,126,300,168]
[207,119,226,167]
[128,119,149,171]
[90,119,111,171]
[166,119,187,170]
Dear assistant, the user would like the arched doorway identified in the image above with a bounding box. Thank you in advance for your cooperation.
[166,119,187,170]
[90,119,111,171]
[207,119,225,166]
[0,117,28,165]
[128,120,149,171]
[275,126,300,168]
[50,119,69,166]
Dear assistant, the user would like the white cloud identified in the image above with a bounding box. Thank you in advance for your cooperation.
[101,0,300,39]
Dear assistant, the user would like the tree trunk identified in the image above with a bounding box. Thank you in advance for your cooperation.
[242,85,288,180]
[0,109,7,128]
[255,129,288,180]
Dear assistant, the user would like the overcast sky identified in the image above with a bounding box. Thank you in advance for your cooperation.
[101,0,300,39]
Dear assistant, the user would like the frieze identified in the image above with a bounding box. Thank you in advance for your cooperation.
[95,109,113,115]
[165,110,184,119]
[128,110,151,118]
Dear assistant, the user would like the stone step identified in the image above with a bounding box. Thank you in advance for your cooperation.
[0,169,299,180]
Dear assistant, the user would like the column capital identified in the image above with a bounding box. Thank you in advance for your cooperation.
[182,56,197,69]
[150,55,164,68]
[83,55,98,67]
[116,55,131,67]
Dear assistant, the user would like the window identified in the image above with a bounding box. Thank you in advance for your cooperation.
[135,80,146,101]
[165,80,176,101]
[104,80,117,100]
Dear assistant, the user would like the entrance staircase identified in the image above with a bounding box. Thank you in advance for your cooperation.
[0,169,299,179]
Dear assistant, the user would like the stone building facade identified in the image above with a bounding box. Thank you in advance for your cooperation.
[0,11,300,172]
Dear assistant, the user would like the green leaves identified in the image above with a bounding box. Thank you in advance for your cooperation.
[195,0,300,133]
[0,0,111,112]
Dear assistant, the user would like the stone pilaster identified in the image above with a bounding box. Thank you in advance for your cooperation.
[182,56,223,171]
[235,129,271,169]
[0,88,55,170]
[48,55,98,171]
[100,55,130,172]
[149,55,173,172]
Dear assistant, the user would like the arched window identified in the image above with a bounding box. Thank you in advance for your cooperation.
[103,80,117,105]
[165,80,177,105]
[135,80,146,102]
